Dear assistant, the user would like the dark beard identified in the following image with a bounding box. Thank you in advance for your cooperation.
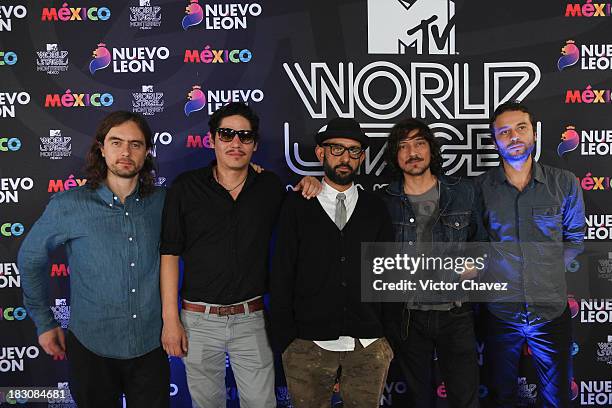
[323,159,356,186]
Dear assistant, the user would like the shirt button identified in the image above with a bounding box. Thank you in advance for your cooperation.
[132,314,137,319]
[113,196,118,201]
[409,218,415,223]
[130,262,135,267]
[128,237,133,242]
[125,212,129,216]
[454,222,460,227]
[341,281,347,287]
[409,241,414,246]
[131,289,136,293]
[109,203,113,207]
[340,256,346,262]
[136,198,140,202]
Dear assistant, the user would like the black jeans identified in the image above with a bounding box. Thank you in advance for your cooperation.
[396,305,480,408]
[66,330,170,408]
[483,306,571,408]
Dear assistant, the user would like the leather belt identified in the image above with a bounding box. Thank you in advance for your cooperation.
[182,297,264,316]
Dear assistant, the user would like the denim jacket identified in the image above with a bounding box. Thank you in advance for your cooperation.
[381,175,488,246]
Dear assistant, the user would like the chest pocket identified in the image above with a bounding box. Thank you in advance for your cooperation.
[532,205,562,241]
[440,211,471,241]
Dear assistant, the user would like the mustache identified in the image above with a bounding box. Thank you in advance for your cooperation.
[226,149,246,155]
[406,157,423,163]
[116,159,135,165]
[334,164,353,171]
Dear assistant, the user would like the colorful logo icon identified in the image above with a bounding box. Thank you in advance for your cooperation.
[558,125,580,157]
[570,378,578,401]
[184,85,206,116]
[89,43,111,74]
[571,341,579,356]
[568,295,579,318]
[182,0,203,30]
[558,40,580,71]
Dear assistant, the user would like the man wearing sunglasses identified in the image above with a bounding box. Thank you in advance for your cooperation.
[270,118,395,407]
[160,102,292,407]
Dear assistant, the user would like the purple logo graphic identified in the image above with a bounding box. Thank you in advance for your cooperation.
[568,296,579,318]
[571,342,579,356]
[558,40,580,71]
[558,125,580,157]
[182,0,203,30]
[570,378,578,401]
[89,43,111,74]
[184,85,206,116]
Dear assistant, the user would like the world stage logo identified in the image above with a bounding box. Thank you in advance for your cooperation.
[0,51,18,66]
[36,44,69,75]
[596,335,612,365]
[0,4,28,32]
[132,85,164,116]
[283,61,541,177]
[130,0,162,30]
[367,0,455,55]
[557,125,579,156]
[40,129,72,160]
[51,298,70,328]
[558,40,580,71]
[184,85,206,116]
[89,43,111,74]
[182,0,203,30]
[0,262,20,289]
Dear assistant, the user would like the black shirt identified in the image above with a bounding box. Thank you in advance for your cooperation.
[160,164,285,304]
[475,162,585,324]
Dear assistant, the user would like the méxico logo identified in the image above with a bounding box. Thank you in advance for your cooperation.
[558,40,612,71]
[0,51,17,66]
[565,2,612,17]
[181,0,261,31]
[89,42,169,74]
[367,0,455,55]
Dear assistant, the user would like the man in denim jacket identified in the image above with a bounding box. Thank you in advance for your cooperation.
[380,118,487,408]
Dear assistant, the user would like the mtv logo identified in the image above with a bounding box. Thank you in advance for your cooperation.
[367,0,456,55]
[140,0,150,6]
[142,85,153,92]
[47,44,58,51]
[50,129,61,136]
[58,382,69,389]
[55,298,67,306]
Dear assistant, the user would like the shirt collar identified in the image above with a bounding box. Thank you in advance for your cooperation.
[96,182,141,206]
[320,179,358,201]
[492,161,545,185]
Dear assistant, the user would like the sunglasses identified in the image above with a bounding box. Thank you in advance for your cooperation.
[215,128,257,144]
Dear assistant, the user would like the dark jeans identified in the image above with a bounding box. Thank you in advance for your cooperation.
[66,330,170,408]
[483,306,571,408]
[396,305,480,408]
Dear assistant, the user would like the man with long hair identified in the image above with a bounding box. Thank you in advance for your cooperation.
[18,111,169,408]
[380,118,486,407]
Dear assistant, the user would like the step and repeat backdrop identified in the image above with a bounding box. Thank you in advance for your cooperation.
[1,0,612,406]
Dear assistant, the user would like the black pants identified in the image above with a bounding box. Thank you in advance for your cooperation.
[483,307,571,408]
[66,330,170,408]
[396,305,480,408]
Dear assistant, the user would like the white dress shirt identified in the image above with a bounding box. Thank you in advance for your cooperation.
[314,179,378,351]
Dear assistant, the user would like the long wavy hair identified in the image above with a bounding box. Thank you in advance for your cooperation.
[84,111,156,196]
[385,118,444,178]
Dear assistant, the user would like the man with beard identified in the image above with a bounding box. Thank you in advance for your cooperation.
[380,118,486,408]
[18,111,170,407]
[270,117,395,407]
[476,101,585,407]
